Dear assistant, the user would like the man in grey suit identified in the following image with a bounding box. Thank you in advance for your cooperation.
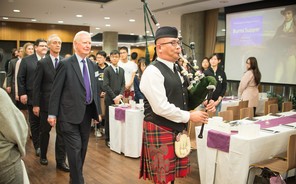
[33,34,69,171]
[17,38,48,156]
[48,31,101,184]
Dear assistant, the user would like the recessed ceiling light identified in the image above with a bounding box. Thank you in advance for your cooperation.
[76,14,83,18]
[58,20,64,23]
[130,33,134,35]
[3,17,9,20]
[13,9,20,13]
[104,17,110,20]
[129,19,135,22]
[105,24,111,27]
[95,27,100,30]
[31,19,37,22]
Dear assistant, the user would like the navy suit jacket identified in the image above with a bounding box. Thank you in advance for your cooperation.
[48,55,101,124]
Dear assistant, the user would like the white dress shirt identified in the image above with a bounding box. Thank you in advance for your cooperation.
[140,57,190,123]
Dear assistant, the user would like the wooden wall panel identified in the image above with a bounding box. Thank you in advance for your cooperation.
[0,21,89,43]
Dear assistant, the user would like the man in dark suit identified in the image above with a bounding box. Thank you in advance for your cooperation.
[103,50,125,147]
[32,34,69,172]
[48,31,101,184]
[17,38,48,156]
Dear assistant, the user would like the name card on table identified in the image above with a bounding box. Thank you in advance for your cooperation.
[237,123,260,138]
[208,116,231,134]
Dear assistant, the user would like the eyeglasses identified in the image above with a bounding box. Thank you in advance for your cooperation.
[158,40,181,47]
[38,45,48,48]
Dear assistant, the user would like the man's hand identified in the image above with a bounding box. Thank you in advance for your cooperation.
[189,111,209,124]
[204,99,216,113]
[93,115,102,125]
[15,95,19,101]
[47,117,56,127]
[113,95,122,104]
[6,87,11,94]
[20,95,27,104]
[33,106,40,117]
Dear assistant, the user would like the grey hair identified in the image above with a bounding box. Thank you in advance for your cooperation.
[47,34,61,44]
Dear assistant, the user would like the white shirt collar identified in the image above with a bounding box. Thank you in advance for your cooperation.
[157,57,175,72]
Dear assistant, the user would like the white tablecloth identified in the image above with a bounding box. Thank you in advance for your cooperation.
[221,96,268,115]
[109,106,144,158]
[196,112,296,184]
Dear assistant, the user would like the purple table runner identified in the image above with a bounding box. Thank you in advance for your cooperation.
[115,107,129,122]
[207,130,237,153]
[255,116,296,129]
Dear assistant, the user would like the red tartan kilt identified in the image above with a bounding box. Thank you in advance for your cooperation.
[139,121,190,184]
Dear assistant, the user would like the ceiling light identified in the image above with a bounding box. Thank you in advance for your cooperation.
[95,27,100,30]
[13,9,20,13]
[3,17,9,20]
[58,20,64,23]
[76,14,83,18]
[221,29,226,32]
[31,19,37,22]
[130,33,134,35]
[90,33,93,35]
[146,31,150,34]
[104,17,110,20]
[129,19,135,22]
[105,24,110,27]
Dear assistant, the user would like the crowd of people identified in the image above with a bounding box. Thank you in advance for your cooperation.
[0,25,263,184]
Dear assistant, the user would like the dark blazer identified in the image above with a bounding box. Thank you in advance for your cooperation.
[48,55,101,124]
[17,54,39,105]
[33,55,62,112]
[103,65,125,105]
[6,58,18,88]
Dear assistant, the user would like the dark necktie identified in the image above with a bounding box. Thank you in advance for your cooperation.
[54,58,58,69]
[82,60,91,104]
[116,67,119,75]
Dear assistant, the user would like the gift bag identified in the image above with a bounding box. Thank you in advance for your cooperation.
[253,167,286,184]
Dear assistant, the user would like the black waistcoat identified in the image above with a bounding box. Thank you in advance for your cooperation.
[144,60,188,132]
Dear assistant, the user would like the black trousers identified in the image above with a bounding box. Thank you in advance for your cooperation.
[60,104,94,184]
[27,104,40,150]
[104,102,112,142]
[39,111,66,164]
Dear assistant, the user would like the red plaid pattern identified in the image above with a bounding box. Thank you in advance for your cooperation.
[139,121,190,184]
[124,89,134,99]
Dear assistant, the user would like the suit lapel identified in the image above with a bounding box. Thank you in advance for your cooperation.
[70,56,85,87]
[45,56,55,73]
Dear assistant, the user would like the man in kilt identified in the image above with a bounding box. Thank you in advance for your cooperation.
[139,26,216,184]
